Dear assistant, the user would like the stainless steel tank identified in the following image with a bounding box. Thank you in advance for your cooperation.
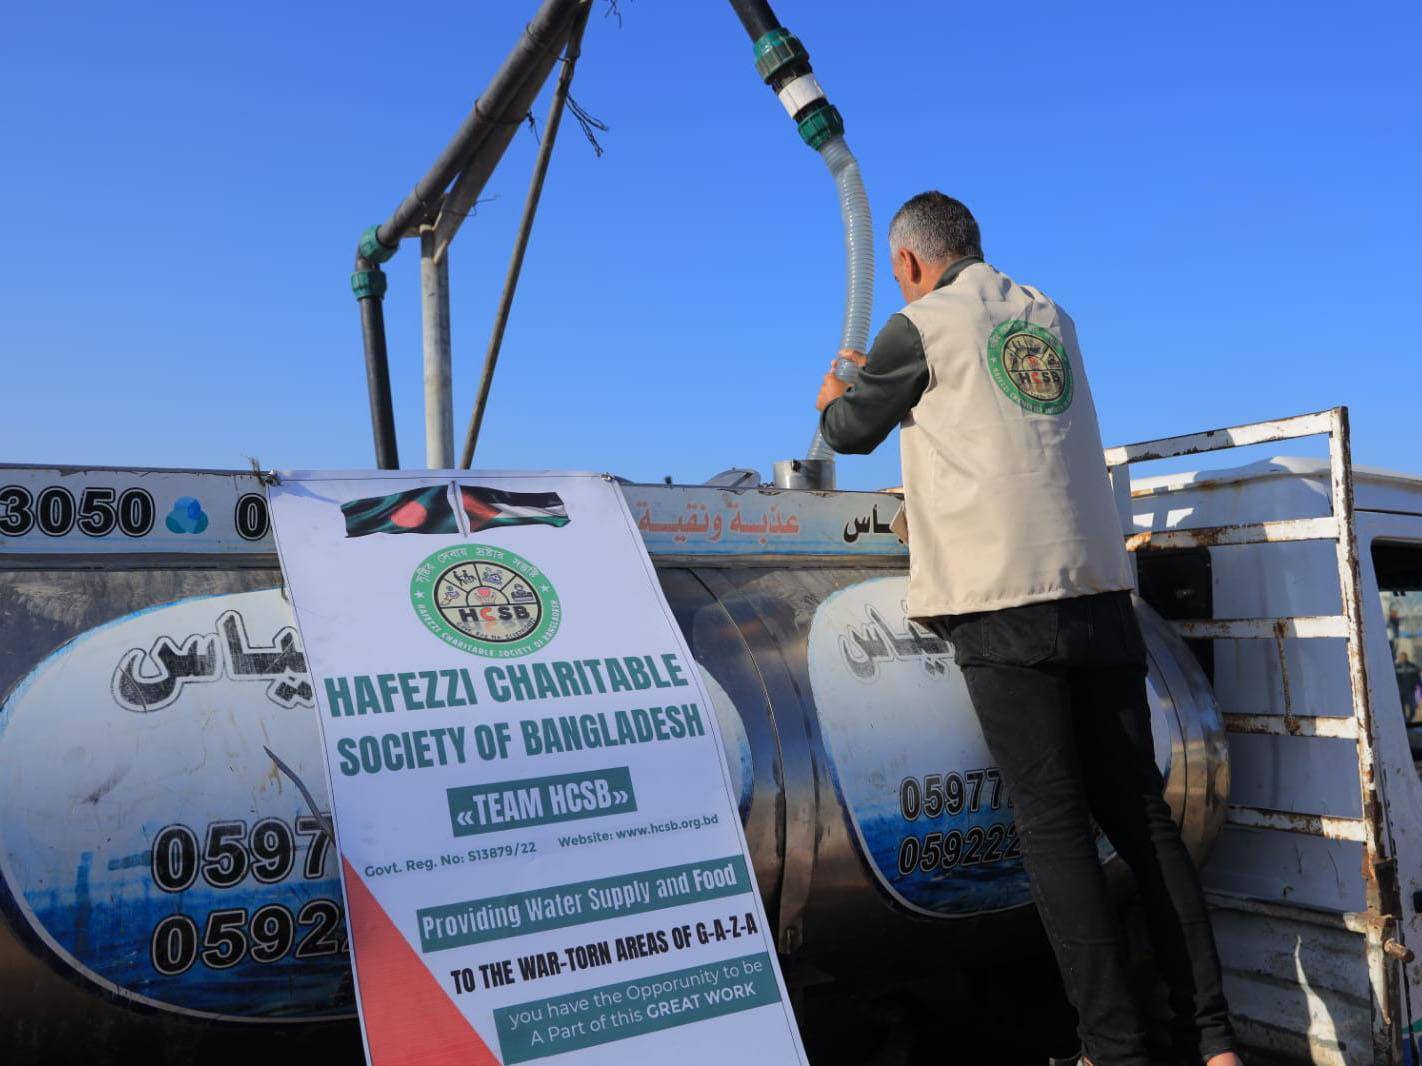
[0,468,1228,1064]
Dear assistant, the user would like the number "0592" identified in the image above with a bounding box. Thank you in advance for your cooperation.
[149,900,347,976]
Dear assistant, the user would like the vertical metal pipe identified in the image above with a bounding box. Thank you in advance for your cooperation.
[459,5,591,469]
[358,292,399,469]
[420,228,453,468]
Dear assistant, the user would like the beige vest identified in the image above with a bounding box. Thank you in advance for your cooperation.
[896,262,1134,618]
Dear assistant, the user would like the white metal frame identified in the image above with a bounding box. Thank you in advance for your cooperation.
[1104,406,1404,1063]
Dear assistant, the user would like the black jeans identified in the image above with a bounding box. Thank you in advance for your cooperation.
[935,591,1235,1066]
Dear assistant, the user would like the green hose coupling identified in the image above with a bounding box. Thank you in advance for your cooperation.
[358,225,397,265]
[797,100,844,150]
[350,267,388,301]
[753,28,809,85]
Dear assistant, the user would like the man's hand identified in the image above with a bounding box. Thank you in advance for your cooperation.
[816,349,868,412]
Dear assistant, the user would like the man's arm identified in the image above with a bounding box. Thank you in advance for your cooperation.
[818,313,928,455]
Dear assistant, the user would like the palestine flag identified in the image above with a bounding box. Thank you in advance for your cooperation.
[341,486,458,538]
[459,486,570,533]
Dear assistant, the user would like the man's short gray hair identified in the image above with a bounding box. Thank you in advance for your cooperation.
[888,191,983,263]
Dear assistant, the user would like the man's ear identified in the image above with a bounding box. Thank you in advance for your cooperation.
[895,246,921,287]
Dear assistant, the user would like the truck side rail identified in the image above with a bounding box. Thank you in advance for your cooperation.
[1105,407,1407,1064]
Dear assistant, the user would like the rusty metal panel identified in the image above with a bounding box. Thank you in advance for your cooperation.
[1326,410,1399,1064]
[1130,462,1335,523]
[1224,714,1358,740]
[1127,516,1340,553]
[1129,457,1422,522]
[1213,906,1373,1066]
[1227,734,1364,818]
[1215,638,1354,721]
[1176,617,1351,640]
[1103,410,1337,467]
[1355,512,1422,1064]
[1226,807,1367,842]
[1111,406,1404,1062]
[1213,541,1348,618]
[1204,826,1367,917]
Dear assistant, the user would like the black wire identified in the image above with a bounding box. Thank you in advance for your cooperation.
[436,194,500,222]
[566,93,608,157]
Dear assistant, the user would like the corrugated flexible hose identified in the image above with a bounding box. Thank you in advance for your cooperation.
[807,134,873,460]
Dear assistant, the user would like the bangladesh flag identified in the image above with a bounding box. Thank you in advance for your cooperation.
[459,485,570,533]
[341,486,458,538]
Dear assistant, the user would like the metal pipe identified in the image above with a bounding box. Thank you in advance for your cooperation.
[357,282,399,469]
[351,0,580,473]
[729,0,782,39]
[431,4,584,261]
[419,229,453,468]
[773,459,834,490]
[726,3,872,471]
[371,0,583,252]
[460,4,591,469]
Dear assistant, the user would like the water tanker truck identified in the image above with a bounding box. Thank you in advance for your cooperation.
[2,2,1417,1063]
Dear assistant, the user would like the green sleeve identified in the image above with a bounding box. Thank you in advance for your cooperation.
[819,313,928,455]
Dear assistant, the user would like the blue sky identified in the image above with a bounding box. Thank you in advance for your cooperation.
[1,1,1417,489]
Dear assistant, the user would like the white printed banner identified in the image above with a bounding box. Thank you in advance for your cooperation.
[267,471,807,1066]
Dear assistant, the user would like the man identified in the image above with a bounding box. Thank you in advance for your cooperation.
[1396,651,1420,722]
[816,192,1240,1066]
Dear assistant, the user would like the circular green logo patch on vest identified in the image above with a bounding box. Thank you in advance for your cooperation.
[986,320,1073,415]
[410,544,561,658]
